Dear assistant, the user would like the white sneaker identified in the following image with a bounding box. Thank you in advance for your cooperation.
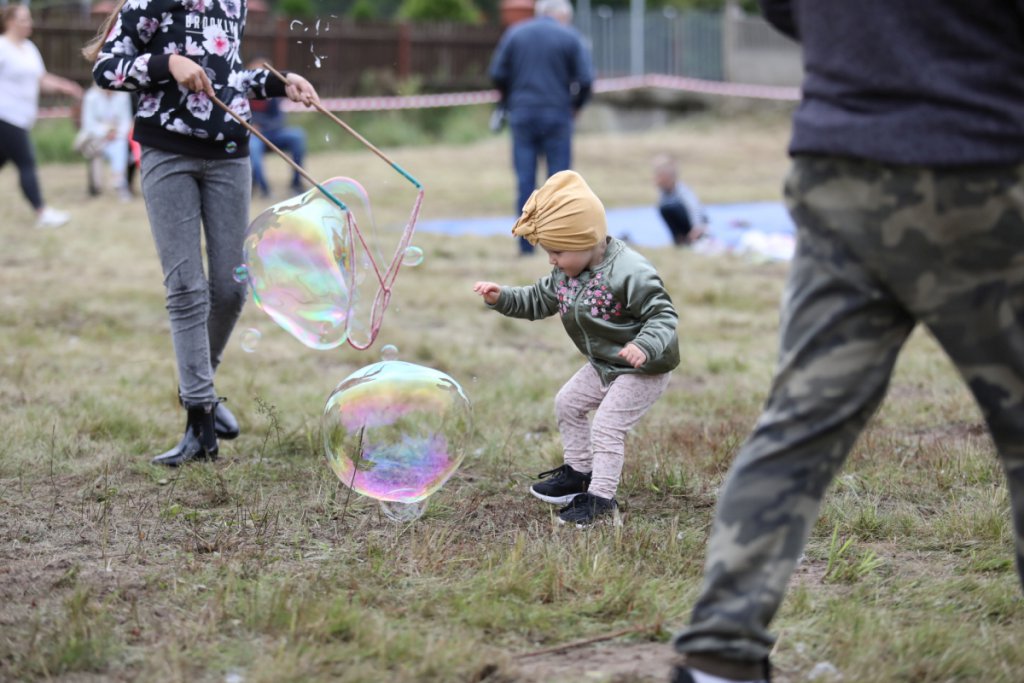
[36,207,70,228]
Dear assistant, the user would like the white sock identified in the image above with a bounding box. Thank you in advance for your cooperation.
[690,668,765,683]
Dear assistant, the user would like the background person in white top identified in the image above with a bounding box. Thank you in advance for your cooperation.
[0,3,82,228]
[77,85,134,201]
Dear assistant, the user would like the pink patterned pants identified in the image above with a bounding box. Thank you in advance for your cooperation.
[556,363,672,499]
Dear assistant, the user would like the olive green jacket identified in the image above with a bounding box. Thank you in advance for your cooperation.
[491,238,680,385]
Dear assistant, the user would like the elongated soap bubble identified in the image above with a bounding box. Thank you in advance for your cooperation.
[322,361,472,506]
[379,498,428,523]
[242,178,359,349]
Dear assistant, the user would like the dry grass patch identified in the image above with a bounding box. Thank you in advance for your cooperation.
[1,109,1022,682]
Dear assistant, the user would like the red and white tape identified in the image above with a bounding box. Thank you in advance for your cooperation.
[37,75,800,120]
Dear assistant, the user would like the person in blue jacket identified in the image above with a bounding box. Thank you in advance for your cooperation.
[488,0,593,255]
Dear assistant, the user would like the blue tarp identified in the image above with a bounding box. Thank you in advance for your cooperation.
[417,201,797,260]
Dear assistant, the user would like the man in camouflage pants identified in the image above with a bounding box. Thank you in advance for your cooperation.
[670,2,1024,683]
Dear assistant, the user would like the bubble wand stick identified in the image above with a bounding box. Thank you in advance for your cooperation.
[261,64,425,349]
[208,93,350,216]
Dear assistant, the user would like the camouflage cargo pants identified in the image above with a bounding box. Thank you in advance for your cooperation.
[673,156,1024,669]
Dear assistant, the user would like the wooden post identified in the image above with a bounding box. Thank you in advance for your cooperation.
[397,22,411,80]
[274,15,288,70]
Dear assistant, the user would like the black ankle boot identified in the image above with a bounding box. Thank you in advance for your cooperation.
[178,390,240,440]
[151,404,219,467]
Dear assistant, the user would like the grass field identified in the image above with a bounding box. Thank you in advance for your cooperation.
[2,107,1023,682]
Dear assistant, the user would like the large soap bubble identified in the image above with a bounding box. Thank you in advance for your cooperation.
[242,178,369,350]
[322,361,472,519]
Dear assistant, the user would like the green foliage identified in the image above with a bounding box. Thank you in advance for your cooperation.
[277,0,315,19]
[31,119,77,164]
[396,0,481,23]
[348,0,376,20]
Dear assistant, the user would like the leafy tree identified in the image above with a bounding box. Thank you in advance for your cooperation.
[396,0,482,23]
[277,0,316,19]
[349,0,376,20]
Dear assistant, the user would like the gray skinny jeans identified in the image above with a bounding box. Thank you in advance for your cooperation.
[140,146,250,406]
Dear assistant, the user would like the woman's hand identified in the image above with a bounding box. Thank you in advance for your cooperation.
[473,281,501,305]
[618,342,647,368]
[169,55,213,96]
[284,73,320,107]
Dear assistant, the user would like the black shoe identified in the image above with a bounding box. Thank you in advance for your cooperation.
[213,401,240,440]
[151,404,219,467]
[557,493,618,527]
[178,390,239,440]
[529,464,591,504]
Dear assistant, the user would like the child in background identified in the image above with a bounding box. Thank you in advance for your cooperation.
[77,84,133,200]
[473,170,679,526]
[83,0,319,467]
[654,152,707,246]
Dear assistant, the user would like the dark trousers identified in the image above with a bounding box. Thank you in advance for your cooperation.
[509,108,573,254]
[0,119,44,211]
[250,127,306,197]
[659,201,694,245]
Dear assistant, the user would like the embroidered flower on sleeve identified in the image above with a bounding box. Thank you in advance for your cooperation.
[163,42,180,55]
[126,0,151,10]
[186,92,213,120]
[184,0,207,12]
[159,12,174,33]
[203,24,230,56]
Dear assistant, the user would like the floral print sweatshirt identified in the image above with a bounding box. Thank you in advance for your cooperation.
[491,238,680,385]
[92,0,288,159]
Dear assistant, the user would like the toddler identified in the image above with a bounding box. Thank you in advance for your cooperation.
[474,170,679,526]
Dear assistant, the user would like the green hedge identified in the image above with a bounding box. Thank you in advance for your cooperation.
[30,104,494,165]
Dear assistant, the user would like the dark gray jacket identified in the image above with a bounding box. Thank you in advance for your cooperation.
[760,0,1024,166]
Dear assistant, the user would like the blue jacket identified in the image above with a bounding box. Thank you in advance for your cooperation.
[489,16,593,115]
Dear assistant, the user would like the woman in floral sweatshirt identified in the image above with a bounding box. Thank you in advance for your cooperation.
[474,170,680,526]
[83,0,319,467]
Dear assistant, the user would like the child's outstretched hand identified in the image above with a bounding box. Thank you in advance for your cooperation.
[619,342,647,368]
[473,281,501,305]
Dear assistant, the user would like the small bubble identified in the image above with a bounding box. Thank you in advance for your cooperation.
[241,328,262,353]
[402,246,424,267]
[324,133,331,143]
[232,264,249,283]
[225,141,237,154]
[380,344,399,361]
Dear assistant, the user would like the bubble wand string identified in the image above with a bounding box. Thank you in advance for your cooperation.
[208,93,349,215]
[210,77,424,350]
[262,64,425,350]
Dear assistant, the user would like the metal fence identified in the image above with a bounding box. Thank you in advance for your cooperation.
[580,7,723,80]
